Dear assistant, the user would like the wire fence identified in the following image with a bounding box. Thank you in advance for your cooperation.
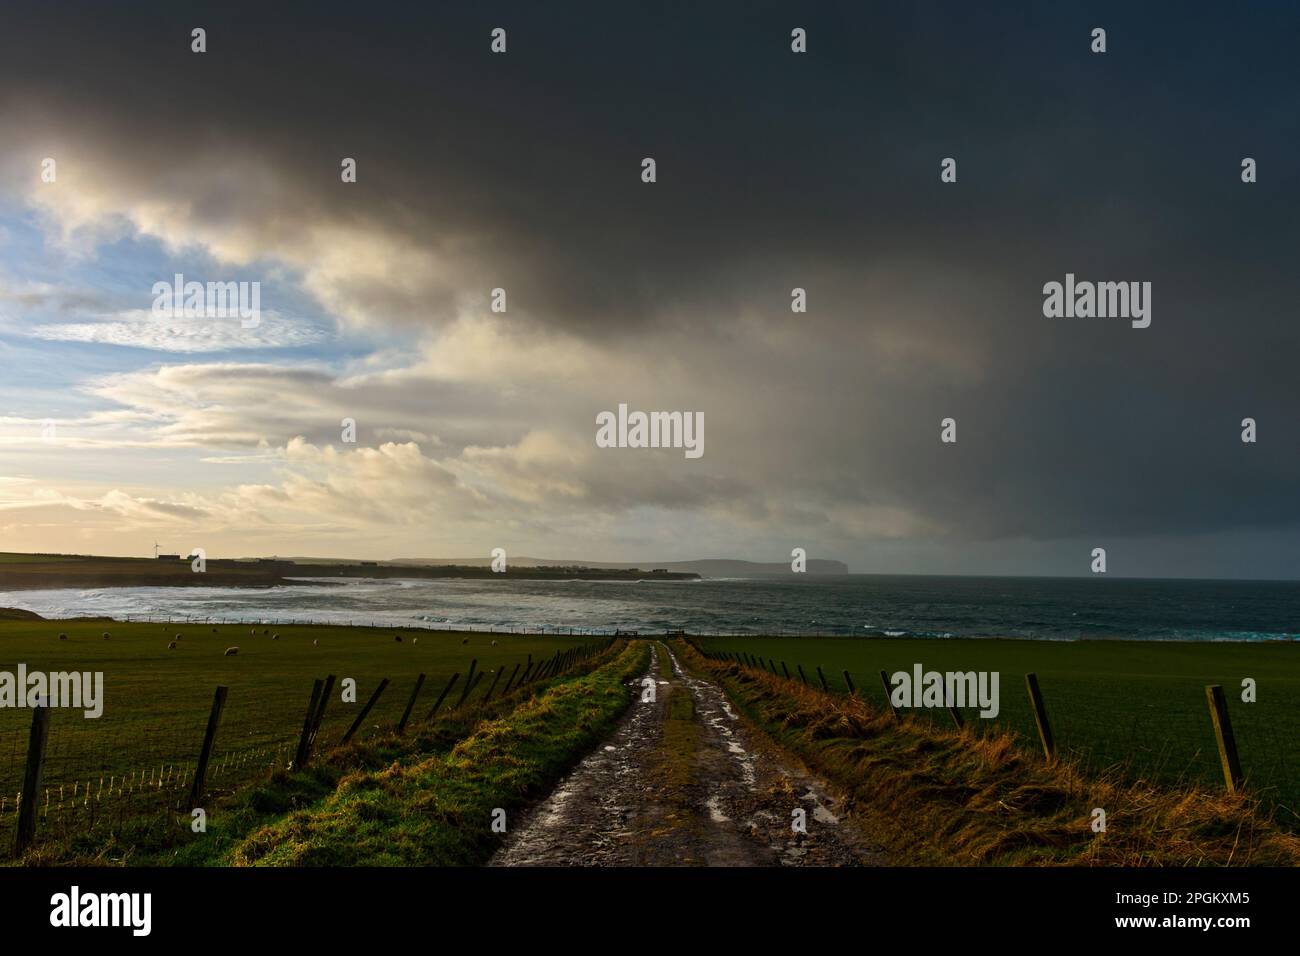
[690,639,1300,828]
[0,636,617,858]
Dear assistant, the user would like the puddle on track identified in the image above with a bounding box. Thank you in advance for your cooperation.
[490,644,888,867]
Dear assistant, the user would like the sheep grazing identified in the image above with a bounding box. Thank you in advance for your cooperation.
[167,641,177,650]
[58,633,67,640]
[224,646,239,656]
[175,634,182,641]
[412,637,418,645]
[272,633,279,640]
[102,631,111,640]
[491,640,498,646]
[263,629,269,635]
[394,635,403,643]
[461,638,469,645]
[312,639,318,646]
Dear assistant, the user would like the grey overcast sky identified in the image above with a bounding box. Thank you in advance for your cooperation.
[0,1,1297,577]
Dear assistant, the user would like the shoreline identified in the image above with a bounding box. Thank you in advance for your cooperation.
[0,556,700,592]
[1,608,1294,644]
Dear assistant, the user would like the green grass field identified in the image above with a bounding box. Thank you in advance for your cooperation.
[696,635,1300,827]
[189,641,648,866]
[0,618,599,826]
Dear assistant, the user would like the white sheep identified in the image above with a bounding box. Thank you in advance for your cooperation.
[167,641,177,650]
[224,646,239,656]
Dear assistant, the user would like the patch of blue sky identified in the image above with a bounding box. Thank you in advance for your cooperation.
[0,207,378,405]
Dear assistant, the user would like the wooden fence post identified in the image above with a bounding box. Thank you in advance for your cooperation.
[342,678,390,744]
[297,674,337,768]
[312,675,337,743]
[878,669,899,721]
[480,667,504,705]
[1024,673,1055,763]
[781,662,791,680]
[294,678,324,769]
[843,670,857,696]
[945,691,965,731]
[456,659,479,708]
[14,699,51,856]
[1205,684,1244,794]
[425,672,460,721]
[396,674,425,734]
[816,666,829,692]
[466,671,485,701]
[501,663,521,695]
[797,664,808,685]
[189,686,228,808]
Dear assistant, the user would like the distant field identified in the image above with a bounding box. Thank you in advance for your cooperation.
[0,552,290,589]
[0,551,697,589]
[0,618,597,842]
[696,635,1300,826]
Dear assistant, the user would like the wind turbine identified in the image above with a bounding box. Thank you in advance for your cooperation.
[153,541,159,559]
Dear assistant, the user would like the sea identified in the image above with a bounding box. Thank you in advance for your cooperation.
[1,574,1298,642]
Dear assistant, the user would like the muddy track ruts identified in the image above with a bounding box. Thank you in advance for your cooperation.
[491,643,887,866]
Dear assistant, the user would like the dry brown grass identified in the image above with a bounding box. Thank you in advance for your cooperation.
[681,642,1300,866]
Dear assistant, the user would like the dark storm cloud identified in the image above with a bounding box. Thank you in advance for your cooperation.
[2,0,1298,571]
[7,1,1290,329]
